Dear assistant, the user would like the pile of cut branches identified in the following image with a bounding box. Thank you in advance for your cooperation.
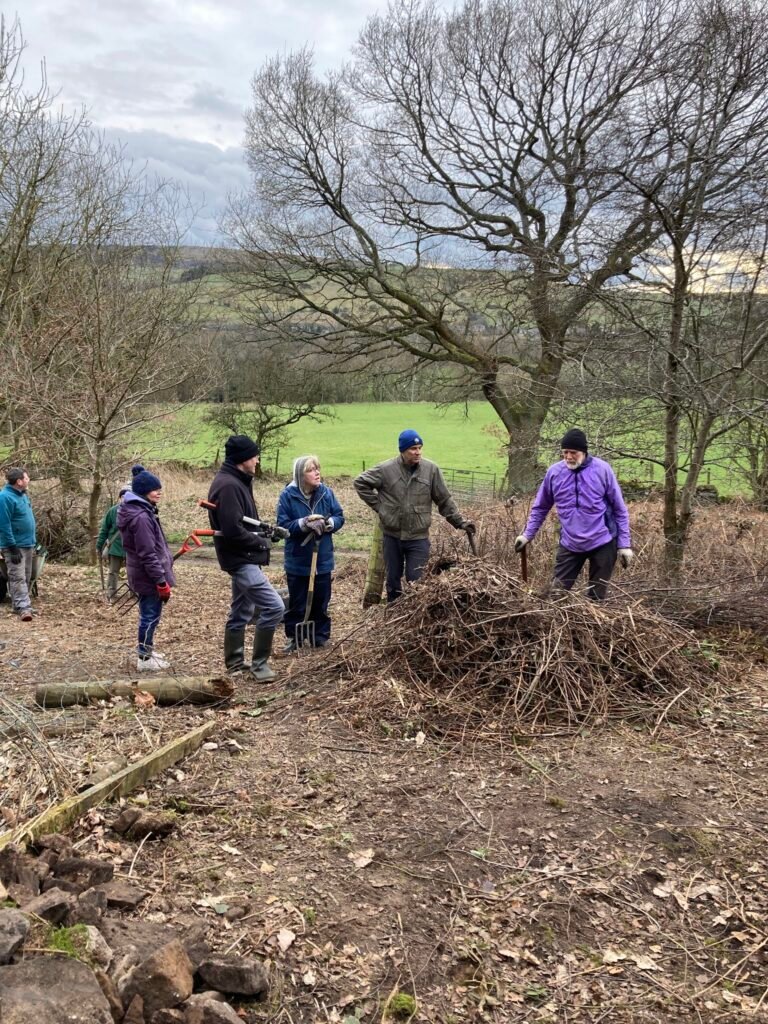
[328,561,725,737]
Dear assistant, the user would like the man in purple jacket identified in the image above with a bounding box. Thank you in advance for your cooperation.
[515,429,633,600]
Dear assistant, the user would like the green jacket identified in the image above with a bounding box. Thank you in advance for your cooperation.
[97,504,125,558]
[354,456,465,540]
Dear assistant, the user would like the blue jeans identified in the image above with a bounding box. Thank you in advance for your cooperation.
[227,563,285,631]
[284,572,332,645]
[382,536,431,603]
[138,594,164,656]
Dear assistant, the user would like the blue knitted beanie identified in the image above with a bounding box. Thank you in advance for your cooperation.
[398,429,424,452]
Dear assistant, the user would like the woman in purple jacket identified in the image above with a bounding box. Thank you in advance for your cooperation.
[117,465,175,671]
[514,429,633,601]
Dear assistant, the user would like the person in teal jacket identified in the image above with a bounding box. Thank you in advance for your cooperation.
[96,487,128,601]
[0,467,37,620]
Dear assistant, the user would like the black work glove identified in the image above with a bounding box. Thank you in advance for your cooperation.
[462,520,476,535]
[4,546,23,565]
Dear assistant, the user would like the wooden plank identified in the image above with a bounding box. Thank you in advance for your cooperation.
[0,720,217,851]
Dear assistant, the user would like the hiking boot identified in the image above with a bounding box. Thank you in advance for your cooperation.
[250,627,276,682]
[224,628,248,673]
[283,639,297,654]
[137,653,170,671]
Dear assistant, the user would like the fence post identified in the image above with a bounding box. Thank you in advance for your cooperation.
[274,451,279,476]
[362,460,366,472]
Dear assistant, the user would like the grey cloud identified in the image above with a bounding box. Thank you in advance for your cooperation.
[103,127,251,244]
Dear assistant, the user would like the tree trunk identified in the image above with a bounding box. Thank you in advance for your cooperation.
[87,437,105,566]
[481,374,552,494]
[35,676,235,708]
[662,256,689,578]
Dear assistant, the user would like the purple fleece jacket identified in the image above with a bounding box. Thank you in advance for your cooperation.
[117,492,175,595]
[523,455,631,553]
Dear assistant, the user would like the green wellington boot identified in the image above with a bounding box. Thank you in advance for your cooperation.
[223,628,248,674]
[250,627,276,682]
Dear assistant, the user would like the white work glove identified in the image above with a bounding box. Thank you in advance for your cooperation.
[300,516,325,538]
[618,548,634,569]
[324,517,334,533]
[514,535,528,553]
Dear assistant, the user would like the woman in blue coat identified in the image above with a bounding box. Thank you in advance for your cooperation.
[276,455,344,650]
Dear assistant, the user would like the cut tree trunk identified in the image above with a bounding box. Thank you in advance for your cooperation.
[35,676,234,709]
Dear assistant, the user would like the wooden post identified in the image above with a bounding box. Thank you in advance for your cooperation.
[362,519,385,608]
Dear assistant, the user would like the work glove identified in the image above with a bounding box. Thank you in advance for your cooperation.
[514,535,528,553]
[4,546,23,565]
[462,520,476,535]
[156,581,172,603]
[618,548,634,569]
[101,544,110,559]
[324,517,334,533]
[300,516,325,538]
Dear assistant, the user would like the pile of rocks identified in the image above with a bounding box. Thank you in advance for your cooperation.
[0,835,268,1023]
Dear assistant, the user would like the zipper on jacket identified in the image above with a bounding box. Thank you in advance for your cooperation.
[574,470,580,509]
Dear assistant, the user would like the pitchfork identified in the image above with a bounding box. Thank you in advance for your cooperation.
[294,534,321,652]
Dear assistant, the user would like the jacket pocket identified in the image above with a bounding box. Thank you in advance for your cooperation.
[378,495,402,533]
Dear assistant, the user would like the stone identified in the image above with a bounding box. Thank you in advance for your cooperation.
[21,886,77,923]
[110,946,141,1003]
[96,879,148,910]
[182,992,226,1010]
[84,925,114,968]
[150,1011,185,1024]
[36,832,74,855]
[7,881,38,905]
[0,909,29,964]
[0,956,113,1023]
[196,954,269,996]
[124,993,146,1023]
[54,856,114,887]
[185,1000,243,1024]
[100,918,179,963]
[0,844,23,886]
[42,876,86,896]
[123,939,194,1016]
[93,967,125,1023]
[75,886,109,926]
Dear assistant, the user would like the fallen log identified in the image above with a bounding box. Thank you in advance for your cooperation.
[0,719,217,851]
[35,676,234,709]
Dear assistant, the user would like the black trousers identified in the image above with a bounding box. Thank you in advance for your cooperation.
[284,571,332,645]
[553,539,617,601]
[382,535,431,603]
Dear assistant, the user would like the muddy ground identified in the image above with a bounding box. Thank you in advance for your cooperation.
[2,551,768,1023]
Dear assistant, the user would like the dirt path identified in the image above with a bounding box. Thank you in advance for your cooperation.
[2,558,768,1022]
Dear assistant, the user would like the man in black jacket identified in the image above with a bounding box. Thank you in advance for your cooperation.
[208,434,284,681]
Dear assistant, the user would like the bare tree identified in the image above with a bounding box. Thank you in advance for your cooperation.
[586,0,768,572]
[229,0,681,491]
[205,348,333,474]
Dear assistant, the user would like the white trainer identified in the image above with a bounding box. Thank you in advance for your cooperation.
[137,653,170,671]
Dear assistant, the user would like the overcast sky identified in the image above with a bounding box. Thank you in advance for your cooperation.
[17,0,413,244]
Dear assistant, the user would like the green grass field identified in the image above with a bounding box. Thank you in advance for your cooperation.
[139,401,747,496]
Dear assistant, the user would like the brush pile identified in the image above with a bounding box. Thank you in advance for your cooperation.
[329,561,725,736]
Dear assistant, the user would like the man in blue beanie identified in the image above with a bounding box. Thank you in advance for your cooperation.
[515,428,633,600]
[354,430,475,602]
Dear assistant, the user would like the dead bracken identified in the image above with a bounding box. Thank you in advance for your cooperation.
[327,560,724,736]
